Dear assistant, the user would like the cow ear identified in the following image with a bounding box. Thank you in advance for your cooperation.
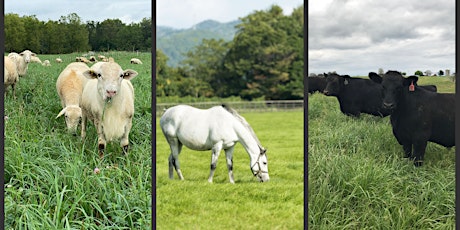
[122,69,138,80]
[404,75,418,86]
[368,72,382,84]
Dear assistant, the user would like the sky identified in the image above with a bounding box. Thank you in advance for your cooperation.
[308,0,455,76]
[5,0,152,24]
[156,0,304,29]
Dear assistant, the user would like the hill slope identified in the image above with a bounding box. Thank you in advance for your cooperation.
[156,19,239,66]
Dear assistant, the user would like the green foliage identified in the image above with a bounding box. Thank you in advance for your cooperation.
[156,111,303,229]
[157,4,305,101]
[308,93,454,229]
[4,13,152,53]
[5,52,152,229]
[414,70,424,76]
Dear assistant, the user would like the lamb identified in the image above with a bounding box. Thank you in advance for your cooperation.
[98,55,106,60]
[76,57,90,63]
[31,56,42,64]
[89,56,97,62]
[81,62,138,157]
[130,58,142,64]
[56,62,90,134]
[4,56,19,98]
[56,58,63,63]
[8,50,36,77]
[42,60,51,66]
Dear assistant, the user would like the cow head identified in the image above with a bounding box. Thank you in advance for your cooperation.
[83,62,138,101]
[369,71,418,110]
[323,73,351,96]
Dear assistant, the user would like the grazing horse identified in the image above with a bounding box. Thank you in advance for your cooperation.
[160,104,269,183]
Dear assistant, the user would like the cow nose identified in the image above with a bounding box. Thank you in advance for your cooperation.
[383,102,394,109]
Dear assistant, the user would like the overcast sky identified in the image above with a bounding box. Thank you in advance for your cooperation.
[5,0,151,24]
[309,0,455,76]
[157,0,304,29]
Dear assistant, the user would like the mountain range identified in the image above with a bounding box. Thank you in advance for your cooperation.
[156,19,240,66]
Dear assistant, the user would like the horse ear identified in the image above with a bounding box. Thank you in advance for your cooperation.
[261,148,267,154]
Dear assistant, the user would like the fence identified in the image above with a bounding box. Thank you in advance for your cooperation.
[156,100,304,116]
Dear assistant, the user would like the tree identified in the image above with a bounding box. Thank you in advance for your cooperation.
[414,70,424,76]
[4,13,26,52]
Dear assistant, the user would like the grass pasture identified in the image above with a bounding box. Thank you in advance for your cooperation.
[4,52,152,229]
[308,76,455,229]
[156,111,304,229]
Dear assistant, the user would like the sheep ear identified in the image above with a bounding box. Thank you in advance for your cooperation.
[122,69,138,80]
[83,70,97,79]
[56,108,66,119]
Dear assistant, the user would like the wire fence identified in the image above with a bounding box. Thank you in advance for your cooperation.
[156,100,304,116]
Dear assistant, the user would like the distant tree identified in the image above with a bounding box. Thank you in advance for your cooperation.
[414,70,424,76]
[4,13,26,52]
[378,68,384,75]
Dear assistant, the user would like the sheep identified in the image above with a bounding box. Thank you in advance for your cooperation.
[42,60,51,67]
[4,56,19,98]
[130,58,143,64]
[98,55,106,60]
[81,62,138,157]
[76,57,90,63]
[31,56,42,64]
[8,50,36,77]
[89,56,97,62]
[56,58,63,63]
[56,62,90,134]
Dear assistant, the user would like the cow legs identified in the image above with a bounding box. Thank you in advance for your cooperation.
[225,146,235,184]
[167,137,183,180]
[412,141,428,167]
[208,141,223,183]
[402,143,412,158]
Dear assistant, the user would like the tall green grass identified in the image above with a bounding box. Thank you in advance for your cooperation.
[156,111,304,229]
[4,52,152,229]
[308,89,455,229]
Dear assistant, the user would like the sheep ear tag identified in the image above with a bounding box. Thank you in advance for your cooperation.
[344,79,349,85]
[409,81,415,92]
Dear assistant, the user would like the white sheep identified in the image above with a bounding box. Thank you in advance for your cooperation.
[98,55,106,60]
[56,58,63,63]
[130,58,143,64]
[31,56,42,64]
[8,50,36,77]
[56,62,90,134]
[4,56,19,98]
[42,60,51,67]
[89,56,97,62]
[81,62,138,157]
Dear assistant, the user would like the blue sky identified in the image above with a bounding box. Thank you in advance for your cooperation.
[156,0,304,29]
[5,0,151,24]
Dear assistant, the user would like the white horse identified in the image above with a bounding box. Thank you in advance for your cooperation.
[160,104,269,183]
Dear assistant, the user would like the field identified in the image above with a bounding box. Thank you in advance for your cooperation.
[156,111,304,229]
[4,52,152,229]
[308,76,455,229]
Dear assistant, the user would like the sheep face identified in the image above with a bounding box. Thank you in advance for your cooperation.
[20,50,35,64]
[83,62,138,101]
[56,105,82,134]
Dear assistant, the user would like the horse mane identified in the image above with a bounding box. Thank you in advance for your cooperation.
[221,104,265,151]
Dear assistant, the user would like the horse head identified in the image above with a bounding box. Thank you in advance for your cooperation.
[251,147,269,182]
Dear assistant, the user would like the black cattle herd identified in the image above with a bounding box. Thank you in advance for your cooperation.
[308,70,455,167]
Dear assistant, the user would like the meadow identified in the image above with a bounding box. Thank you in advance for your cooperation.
[156,111,304,229]
[4,52,152,229]
[308,76,455,229]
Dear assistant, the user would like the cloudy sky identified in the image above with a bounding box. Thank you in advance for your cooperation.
[157,0,304,29]
[309,0,455,76]
[5,0,151,24]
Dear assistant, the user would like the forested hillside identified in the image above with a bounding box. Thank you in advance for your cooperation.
[157,20,239,66]
[5,13,152,53]
[156,5,304,100]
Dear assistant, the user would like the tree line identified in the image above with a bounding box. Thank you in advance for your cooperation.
[5,13,152,54]
[156,5,304,101]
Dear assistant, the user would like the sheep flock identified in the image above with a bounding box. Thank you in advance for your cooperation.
[5,49,143,157]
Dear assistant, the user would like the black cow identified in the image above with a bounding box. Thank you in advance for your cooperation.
[307,76,327,94]
[322,73,392,117]
[369,71,455,166]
